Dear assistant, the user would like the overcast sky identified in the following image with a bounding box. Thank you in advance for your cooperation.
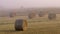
[0,0,60,9]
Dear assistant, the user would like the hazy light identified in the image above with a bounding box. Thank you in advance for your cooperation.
[0,0,60,9]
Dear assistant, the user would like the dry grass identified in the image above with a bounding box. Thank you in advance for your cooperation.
[0,14,60,34]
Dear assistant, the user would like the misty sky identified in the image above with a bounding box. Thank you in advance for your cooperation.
[0,0,60,9]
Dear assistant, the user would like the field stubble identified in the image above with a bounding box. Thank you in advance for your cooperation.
[0,14,60,34]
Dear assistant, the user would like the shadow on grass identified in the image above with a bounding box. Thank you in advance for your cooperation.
[0,30,22,32]
[0,30,15,32]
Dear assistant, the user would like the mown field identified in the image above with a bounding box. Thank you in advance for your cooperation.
[0,14,60,34]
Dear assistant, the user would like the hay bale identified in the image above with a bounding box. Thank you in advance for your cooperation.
[28,12,36,19]
[9,12,16,17]
[15,19,27,31]
[38,11,44,17]
[48,12,56,20]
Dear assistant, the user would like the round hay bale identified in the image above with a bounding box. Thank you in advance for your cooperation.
[9,13,14,17]
[48,12,56,20]
[28,12,36,19]
[9,12,16,17]
[38,11,44,17]
[15,19,27,31]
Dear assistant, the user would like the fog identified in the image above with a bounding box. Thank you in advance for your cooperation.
[0,0,60,9]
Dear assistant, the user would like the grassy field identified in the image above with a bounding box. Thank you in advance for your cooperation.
[0,14,60,34]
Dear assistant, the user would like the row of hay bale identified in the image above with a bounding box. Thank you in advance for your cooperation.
[8,11,56,20]
[14,11,56,31]
[28,11,56,20]
[7,11,56,31]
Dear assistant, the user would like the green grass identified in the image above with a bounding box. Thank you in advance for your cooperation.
[0,14,60,34]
